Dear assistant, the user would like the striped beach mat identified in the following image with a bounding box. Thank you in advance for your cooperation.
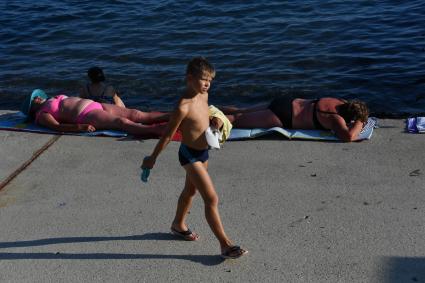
[228,117,377,141]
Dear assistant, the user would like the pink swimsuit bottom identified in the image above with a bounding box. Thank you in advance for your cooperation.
[76,101,104,124]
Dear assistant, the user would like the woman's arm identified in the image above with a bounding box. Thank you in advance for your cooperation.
[106,86,125,108]
[331,117,364,142]
[112,92,126,108]
[37,112,96,133]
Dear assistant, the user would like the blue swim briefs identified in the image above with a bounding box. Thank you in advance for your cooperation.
[178,144,209,166]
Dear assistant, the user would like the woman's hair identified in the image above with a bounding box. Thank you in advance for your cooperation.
[28,102,41,121]
[339,100,369,123]
[186,57,215,78]
[87,67,106,83]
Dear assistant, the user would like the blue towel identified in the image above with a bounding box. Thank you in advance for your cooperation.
[407,117,425,133]
[0,111,127,137]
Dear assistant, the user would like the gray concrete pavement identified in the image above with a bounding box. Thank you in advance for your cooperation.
[0,110,54,184]
[0,118,424,282]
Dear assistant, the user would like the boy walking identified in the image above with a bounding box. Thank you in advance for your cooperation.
[142,57,248,259]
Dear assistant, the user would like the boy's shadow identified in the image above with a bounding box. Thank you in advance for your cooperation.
[0,233,224,266]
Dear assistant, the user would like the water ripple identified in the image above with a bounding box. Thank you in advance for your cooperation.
[1,0,425,117]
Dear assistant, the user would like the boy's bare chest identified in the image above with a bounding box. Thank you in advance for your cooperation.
[182,102,209,127]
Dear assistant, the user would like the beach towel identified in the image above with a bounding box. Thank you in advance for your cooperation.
[1,111,376,142]
[406,117,425,133]
[228,117,377,141]
[0,111,182,140]
[208,105,232,143]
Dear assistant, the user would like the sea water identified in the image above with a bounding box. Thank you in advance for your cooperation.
[1,1,424,117]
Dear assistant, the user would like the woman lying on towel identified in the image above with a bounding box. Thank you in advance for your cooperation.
[21,89,169,136]
[222,96,369,142]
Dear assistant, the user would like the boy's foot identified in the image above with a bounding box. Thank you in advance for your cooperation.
[220,246,248,259]
[170,227,200,241]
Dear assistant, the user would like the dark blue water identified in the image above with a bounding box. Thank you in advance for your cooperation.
[1,1,424,117]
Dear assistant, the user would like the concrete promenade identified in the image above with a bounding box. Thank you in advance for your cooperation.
[0,115,424,282]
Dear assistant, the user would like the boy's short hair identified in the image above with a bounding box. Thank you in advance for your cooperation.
[186,57,215,78]
[88,67,106,83]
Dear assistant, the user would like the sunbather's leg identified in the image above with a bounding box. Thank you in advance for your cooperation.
[101,103,169,124]
[220,103,269,114]
[82,109,165,136]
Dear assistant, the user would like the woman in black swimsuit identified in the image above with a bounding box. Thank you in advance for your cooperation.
[222,96,369,142]
[79,67,126,108]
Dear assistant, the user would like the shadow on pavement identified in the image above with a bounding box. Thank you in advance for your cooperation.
[382,256,425,283]
[0,233,224,266]
[0,252,223,266]
[0,233,177,248]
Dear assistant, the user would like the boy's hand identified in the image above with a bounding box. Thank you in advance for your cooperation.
[210,117,223,131]
[142,156,156,169]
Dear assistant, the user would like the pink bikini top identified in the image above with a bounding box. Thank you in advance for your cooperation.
[35,95,68,123]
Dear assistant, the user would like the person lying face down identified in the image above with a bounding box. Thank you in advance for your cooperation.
[21,89,169,136]
[222,96,369,142]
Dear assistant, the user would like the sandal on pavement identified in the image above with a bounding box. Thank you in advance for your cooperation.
[221,246,248,259]
[170,227,200,241]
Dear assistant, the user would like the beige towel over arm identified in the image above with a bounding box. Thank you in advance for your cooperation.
[208,105,233,143]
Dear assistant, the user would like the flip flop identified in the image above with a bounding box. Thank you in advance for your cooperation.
[221,246,248,259]
[170,227,200,241]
